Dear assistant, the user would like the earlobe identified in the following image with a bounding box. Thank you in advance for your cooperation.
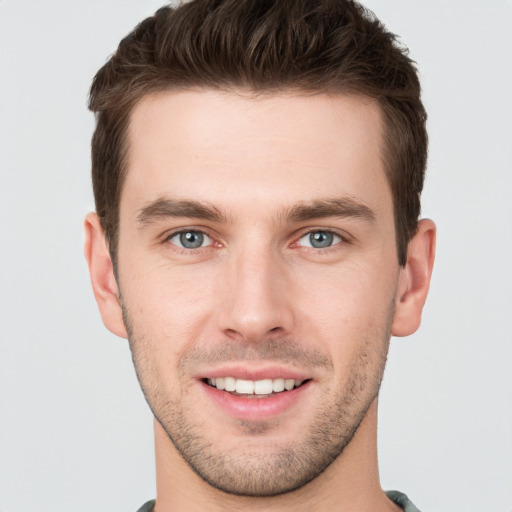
[84,212,128,339]
[391,219,436,337]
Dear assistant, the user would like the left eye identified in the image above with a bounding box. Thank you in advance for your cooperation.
[298,230,342,249]
[168,230,212,249]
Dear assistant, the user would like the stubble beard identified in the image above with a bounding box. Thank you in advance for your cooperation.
[123,303,392,497]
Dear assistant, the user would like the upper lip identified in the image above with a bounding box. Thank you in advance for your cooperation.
[195,363,311,382]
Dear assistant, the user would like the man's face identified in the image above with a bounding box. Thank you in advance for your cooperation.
[116,90,401,496]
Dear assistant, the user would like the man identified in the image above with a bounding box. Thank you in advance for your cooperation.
[84,1,435,510]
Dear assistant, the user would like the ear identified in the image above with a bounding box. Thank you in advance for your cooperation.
[391,219,436,337]
[84,212,128,339]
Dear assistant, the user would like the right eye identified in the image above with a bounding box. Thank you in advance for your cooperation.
[167,230,212,249]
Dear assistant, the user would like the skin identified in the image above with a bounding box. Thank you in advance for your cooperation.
[85,90,435,512]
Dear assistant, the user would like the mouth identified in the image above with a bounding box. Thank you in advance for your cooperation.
[204,377,309,397]
[200,373,312,421]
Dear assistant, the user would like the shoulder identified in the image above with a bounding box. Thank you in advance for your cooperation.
[386,490,422,512]
[135,500,155,512]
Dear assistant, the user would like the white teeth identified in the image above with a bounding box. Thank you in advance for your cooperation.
[272,378,285,392]
[236,379,254,394]
[224,377,236,392]
[254,379,273,395]
[284,379,295,391]
[208,377,305,394]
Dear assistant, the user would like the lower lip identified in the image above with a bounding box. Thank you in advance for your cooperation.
[200,380,311,421]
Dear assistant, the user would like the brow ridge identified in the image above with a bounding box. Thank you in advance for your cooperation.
[136,196,375,227]
[136,198,226,226]
[284,198,376,223]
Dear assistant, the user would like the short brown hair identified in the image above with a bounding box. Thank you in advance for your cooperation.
[89,0,427,267]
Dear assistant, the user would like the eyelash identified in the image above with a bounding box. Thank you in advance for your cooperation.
[295,230,344,250]
[164,228,217,253]
[291,228,351,255]
[163,228,350,253]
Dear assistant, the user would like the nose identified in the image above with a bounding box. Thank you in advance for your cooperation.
[216,246,294,343]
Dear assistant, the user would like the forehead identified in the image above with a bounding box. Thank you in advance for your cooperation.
[122,89,391,220]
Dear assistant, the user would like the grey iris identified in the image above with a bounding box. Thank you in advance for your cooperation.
[180,231,204,248]
[310,231,334,248]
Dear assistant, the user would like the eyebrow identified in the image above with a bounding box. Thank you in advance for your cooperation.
[284,198,376,224]
[136,196,375,227]
[136,198,226,226]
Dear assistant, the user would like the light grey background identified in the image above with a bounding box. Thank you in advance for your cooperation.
[1,1,511,511]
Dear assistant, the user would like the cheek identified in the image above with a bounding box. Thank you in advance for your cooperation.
[297,258,396,315]
[122,274,209,398]
[292,260,397,353]
[119,261,220,349]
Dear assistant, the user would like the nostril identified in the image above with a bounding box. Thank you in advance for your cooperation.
[224,328,241,340]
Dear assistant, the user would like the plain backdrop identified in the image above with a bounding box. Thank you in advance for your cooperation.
[1,1,511,511]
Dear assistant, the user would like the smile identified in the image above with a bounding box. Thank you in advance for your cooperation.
[199,369,313,420]
[206,377,306,396]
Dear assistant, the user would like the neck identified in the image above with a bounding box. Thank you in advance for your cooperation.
[152,399,401,512]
